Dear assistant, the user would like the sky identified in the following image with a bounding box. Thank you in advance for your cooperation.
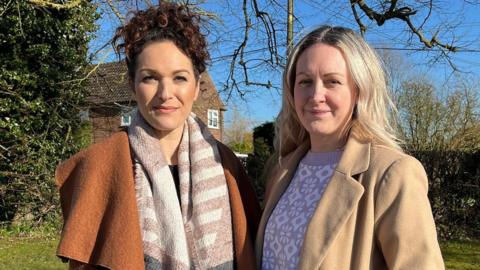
[90,0,480,130]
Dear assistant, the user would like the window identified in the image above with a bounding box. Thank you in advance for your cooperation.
[120,114,131,126]
[79,110,89,121]
[208,109,219,129]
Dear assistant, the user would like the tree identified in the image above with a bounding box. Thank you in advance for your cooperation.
[90,1,480,101]
[223,106,254,153]
[396,77,480,152]
[217,0,480,99]
[393,74,480,239]
[0,1,98,227]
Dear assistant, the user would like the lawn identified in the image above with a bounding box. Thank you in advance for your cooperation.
[442,239,480,270]
[0,235,66,270]
[0,236,478,269]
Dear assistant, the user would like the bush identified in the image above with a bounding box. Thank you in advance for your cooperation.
[411,150,480,239]
[246,122,274,204]
[0,1,98,228]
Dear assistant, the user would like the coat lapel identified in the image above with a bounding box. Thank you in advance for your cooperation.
[297,173,364,269]
[298,136,370,269]
[255,136,371,269]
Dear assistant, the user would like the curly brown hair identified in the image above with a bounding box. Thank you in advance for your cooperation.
[112,1,209,81]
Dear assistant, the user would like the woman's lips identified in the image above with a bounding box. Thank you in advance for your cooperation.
[153,105,178,113]
[308,109,331,116]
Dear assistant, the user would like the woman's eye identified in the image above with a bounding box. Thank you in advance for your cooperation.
[298,79,312,86]
[326,79,342,86]
[332,79,341,84]
[142,75,156,82]
[174,76,187,82]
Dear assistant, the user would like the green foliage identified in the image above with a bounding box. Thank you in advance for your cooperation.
[252,122,274,152]
[0,1,99,227]
[224,106,254,154]
[246,122,275,204]
[413,150,480,239]
[229,141,253,154]
[73,121,93,150]
[395,78,480,239]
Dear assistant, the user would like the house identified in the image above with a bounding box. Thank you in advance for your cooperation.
[85,61,226,143]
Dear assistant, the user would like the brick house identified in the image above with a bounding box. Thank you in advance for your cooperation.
[86,61,225,142]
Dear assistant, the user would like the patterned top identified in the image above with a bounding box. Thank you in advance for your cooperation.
[262,150,343,270]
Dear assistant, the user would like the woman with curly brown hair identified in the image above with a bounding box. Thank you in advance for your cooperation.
[55,2,261,269]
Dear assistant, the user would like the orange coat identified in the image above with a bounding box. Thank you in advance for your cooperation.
[56,132,261,269]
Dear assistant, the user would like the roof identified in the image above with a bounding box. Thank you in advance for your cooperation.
[196,72,226,110]
[87,61,132,104]
[87,61,225,110]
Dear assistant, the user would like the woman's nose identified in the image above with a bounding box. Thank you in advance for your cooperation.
[156,80,173,101]
[311,82,326,102]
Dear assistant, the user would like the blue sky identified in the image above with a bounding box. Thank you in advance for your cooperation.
[90,1,480,129]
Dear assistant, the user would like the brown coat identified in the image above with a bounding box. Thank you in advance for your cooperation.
[256,137,444,270]
[56,132,261,270]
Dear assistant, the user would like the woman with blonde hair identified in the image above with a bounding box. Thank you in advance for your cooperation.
[256,26,444,269]
[55,2,261,269]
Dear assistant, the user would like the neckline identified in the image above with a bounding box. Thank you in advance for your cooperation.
[301,149,343,166]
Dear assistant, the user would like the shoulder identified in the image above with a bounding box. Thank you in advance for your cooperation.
[369,144,424,175]
[368,144,428,193]
[61,131,128,163]
[55,132,130,187]
[82,131,129,158]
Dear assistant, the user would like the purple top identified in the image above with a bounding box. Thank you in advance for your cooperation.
[262,149,343,270]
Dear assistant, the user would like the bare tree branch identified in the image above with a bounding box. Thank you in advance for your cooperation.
[418,0,433,30]
[224,0,276,100]
[350,1,366,35]
[351,0,457,52]
[104,0,125,23]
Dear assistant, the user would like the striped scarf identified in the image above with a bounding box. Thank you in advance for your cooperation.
[128,111,234,269]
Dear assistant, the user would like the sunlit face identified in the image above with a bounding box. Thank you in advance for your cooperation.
[134,41,199,137]
[294,43,357,151]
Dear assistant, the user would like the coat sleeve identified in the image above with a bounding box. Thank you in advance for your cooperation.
[374,155,445,270]
[216,142,262,270]
[217,142,262,237]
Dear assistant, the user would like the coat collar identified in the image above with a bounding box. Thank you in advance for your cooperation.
[256,136,370,269]
[335,135,370,176]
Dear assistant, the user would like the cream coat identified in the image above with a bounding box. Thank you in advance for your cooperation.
[256,136,444,270]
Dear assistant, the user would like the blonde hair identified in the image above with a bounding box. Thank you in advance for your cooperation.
[275,25,402,157]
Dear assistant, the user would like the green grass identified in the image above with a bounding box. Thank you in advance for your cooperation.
[0,235,478,269]
[441,239,480,270]
[0,235,66,270]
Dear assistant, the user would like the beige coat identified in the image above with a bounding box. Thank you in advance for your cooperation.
[256,136,444,270]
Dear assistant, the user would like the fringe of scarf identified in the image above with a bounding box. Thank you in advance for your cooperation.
[128,110,234,269]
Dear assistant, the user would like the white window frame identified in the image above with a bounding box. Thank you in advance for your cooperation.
[207,109,219,129]
[120,114,131,126]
